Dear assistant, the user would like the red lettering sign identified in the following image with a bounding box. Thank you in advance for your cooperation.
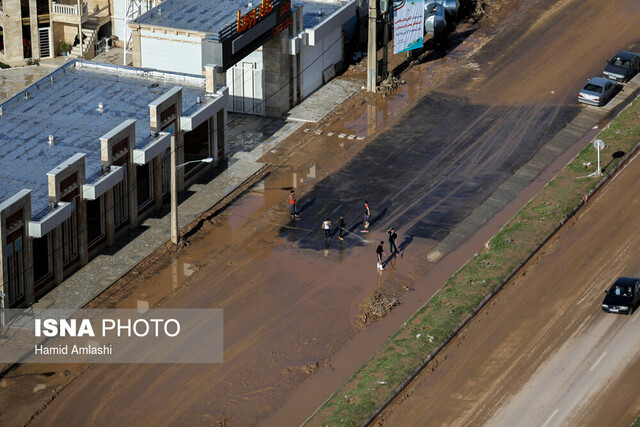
[272,15,292,37]
[237,0,274,34]
[280,2,290,16]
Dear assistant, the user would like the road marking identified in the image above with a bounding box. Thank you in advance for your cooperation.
[541,408,559,427]
[589,351,607,372]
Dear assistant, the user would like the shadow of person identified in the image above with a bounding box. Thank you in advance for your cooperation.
[297,198,316,215]
[397,236,413,257]
[368,208,388,229]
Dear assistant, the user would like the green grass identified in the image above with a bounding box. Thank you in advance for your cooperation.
[305,100,640,426]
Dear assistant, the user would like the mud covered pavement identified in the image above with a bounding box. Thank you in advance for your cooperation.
[2,0,640,425]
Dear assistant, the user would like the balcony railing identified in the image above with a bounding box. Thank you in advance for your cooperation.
[52,1,88,16]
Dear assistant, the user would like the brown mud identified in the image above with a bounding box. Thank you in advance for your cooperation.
[1,0,630,425]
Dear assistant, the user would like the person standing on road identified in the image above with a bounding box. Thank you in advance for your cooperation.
[362,201,371,232]
[376,241,385,270]
[387,227,398,256]
[322,218,332,239]
[289,189,298,219]
[339,216,346,240]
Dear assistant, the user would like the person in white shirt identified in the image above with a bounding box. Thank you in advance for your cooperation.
[322,218,332,239]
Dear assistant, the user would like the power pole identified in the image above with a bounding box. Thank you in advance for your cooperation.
[367,0,377,92]
[381,0,389,81]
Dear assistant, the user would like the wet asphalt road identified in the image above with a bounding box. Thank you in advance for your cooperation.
[289,89,577,252]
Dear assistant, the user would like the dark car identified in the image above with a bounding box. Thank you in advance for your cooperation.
[601,277,640,315]
[603,51,640,83]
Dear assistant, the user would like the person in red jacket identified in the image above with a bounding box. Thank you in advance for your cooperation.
[289,190,298,219]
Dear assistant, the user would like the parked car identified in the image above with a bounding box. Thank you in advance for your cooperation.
[578,77,617,107]
[603,51,640,83]
[601,277,640,315]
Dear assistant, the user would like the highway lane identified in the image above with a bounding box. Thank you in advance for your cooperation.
[375,125,640,427]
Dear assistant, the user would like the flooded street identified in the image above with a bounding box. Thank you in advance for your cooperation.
[2,0,640,425]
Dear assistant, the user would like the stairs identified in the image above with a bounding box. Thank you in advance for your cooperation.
[70,25,98,58]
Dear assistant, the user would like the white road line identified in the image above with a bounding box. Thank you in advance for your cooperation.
[541,408,559,427]
[589,351,607,372]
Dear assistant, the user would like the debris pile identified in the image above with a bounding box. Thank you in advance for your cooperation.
[359,290,400,326]
[378,76,405,97]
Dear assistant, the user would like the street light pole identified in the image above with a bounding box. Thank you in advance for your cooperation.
[170,137,213,245]
[171,136,179,244]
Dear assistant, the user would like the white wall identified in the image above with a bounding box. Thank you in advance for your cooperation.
[301,26,342,98]
[140,29,203,75]
[114,0,157,43]
[226,48,265,115]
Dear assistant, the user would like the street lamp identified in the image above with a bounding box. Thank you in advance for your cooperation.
[170,142,214,244]
[176,158,214,170]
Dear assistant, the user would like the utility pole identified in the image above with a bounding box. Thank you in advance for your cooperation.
[367,0,377,92]
[170,135,179,244]
[381,0,389,81]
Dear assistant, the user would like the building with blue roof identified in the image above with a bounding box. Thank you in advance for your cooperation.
[0,59,227,308]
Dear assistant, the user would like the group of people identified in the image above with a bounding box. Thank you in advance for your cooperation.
[289,190,400,271]
[376,228,399,271]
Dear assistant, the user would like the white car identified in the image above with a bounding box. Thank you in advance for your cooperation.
[578,77,617,107]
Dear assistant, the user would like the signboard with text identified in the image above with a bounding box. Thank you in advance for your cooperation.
[393,0,425,54]
[216,0,293,71]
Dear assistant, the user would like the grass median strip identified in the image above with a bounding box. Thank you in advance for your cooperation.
[306,98,640,426]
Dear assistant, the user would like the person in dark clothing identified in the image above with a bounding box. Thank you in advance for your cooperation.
[387,227,398,255]
[376,241,385,270]
[339,216,346,240]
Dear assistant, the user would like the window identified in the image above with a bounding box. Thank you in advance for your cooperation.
[36,0,49,28]
[6,236,25,306]
[217,110,225,159]
[33,234,53,285]
[183,120,210,176]
[0,25,4,55]
[136,162,153,209]
[114,178,129,228]
[20,0,32,59]
[86,197,105,246]
[61,199,78,265]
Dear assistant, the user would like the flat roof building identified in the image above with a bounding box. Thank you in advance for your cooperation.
[129,0,359,116]
[0,60,228,308]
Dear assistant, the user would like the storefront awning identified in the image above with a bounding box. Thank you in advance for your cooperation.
[133,132,172,165]
[180,88,228,132]
[29,202,71,238]
[82,165,124,200]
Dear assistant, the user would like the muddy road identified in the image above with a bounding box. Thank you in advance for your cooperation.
[3,0,640,425]
[374,132,640,427]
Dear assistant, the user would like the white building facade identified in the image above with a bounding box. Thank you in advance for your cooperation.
[129,0,357,117]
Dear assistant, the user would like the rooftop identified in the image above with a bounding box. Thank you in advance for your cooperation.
[0,61,207,219]
[134,0,347,34]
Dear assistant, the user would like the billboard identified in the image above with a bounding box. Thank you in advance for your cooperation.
[216,0,293,71]
[393,0,425,54]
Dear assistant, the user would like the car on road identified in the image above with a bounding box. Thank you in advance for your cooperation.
[578,77,617,107]
[603,51,640,83]
[601,277,640,315]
